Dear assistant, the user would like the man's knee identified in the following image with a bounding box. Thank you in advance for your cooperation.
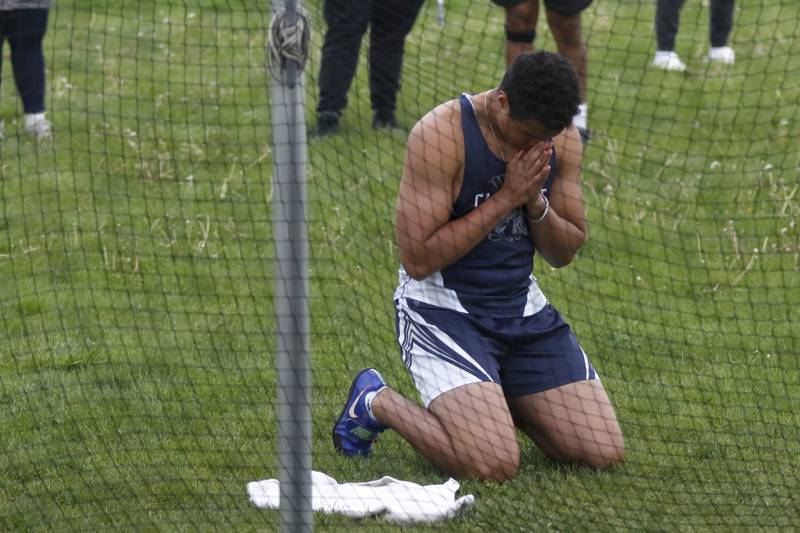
[575,439,626,470]
[591,447,626,470]
[504,0,539,31]
[450,436,520,481]
[463,450,520,481]
[546,11,583,47]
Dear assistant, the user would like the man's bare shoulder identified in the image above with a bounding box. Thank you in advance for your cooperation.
[553,125,583,170]
[403,99,464,188]
[408,99,463,153]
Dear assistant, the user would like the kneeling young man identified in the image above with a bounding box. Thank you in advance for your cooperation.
[333,52,624,481]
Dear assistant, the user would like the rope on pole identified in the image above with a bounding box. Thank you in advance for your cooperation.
[268,7,311,83]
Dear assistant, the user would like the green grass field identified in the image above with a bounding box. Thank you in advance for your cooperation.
[1,0,799,530]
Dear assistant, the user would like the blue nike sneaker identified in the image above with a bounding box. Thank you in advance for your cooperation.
[332,368,389,457]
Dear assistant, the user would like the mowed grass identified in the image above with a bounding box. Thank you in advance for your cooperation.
[1,0,799,530]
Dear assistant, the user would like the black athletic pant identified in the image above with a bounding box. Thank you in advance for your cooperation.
[317,0,424,117]
[0,9,49,114]
[656,0,734,51]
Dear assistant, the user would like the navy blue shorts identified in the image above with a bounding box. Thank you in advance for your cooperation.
[395,298,597,406]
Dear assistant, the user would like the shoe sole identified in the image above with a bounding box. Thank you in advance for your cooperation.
[331,367,373,455]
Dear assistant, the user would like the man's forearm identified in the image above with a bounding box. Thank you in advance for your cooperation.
[527,209,586,268]
[401,194,515,280]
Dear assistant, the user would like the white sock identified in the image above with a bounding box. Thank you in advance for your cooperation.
[573,103,588,130]
[25,113,47,127]
[364,386,387,423]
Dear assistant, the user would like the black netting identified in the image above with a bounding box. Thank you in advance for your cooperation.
[1,0,798,530]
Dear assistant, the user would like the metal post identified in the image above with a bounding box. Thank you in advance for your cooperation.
[270,0,312,531]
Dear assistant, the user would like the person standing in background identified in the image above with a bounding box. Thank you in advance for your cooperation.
[0,0,52,140]
[653,0,736,71]
[313,0,425,137]
[492,0,592,143]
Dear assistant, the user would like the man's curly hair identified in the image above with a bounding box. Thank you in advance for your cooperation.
[499,51,580,132]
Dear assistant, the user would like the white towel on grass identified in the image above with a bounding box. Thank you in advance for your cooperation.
[247,470,474,524]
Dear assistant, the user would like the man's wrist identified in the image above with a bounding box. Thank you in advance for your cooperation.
[529,193,549,223]
[490,189,517,214]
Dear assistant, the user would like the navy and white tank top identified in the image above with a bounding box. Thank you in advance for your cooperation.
[394,93,557,317]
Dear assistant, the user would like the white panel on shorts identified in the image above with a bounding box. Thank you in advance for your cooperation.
[522,275,548,316]
[579,346,600,382]
[396,299,493,407]
[580,346,590,380]
[394,268,469,314]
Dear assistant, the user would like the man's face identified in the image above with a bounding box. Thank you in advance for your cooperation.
[501,115,559,152]
[496,90,561,152]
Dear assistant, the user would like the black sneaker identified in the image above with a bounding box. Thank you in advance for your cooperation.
[312,111,340,138]
[373,113,402,130]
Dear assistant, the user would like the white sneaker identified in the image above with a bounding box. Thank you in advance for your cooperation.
[652,51,687,72]
[707,46,735,64]
[24,114,52,140]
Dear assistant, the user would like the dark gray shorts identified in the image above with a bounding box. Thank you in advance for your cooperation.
[492,0,592,16]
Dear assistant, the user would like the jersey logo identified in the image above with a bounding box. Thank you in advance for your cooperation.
[476,174,529,242]
[471,175,550,242]
[490,208,528,241]
[473,174,506,207]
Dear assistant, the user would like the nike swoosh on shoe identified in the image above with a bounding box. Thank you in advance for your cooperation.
[348,387,368,420]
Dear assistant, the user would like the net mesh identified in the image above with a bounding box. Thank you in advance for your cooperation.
[1,0,798,530]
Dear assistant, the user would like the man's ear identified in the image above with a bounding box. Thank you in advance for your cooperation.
[496,90,509,112]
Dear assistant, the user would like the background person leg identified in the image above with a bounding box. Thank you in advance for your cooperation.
[7,9,49,115]
[709,0,735,47]
[316,0,372,134]
[503,0,539,66]
[655,0,685,52]
[368,0,425,127]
